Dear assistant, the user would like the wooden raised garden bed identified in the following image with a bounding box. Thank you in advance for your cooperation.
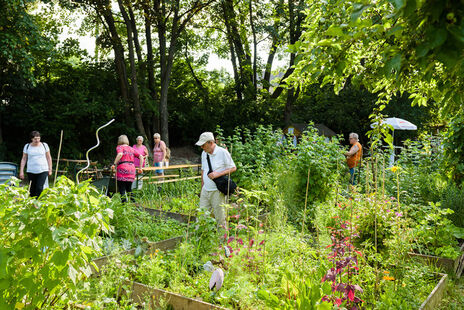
[419,273,448,310]
[127,281,227,310]
[408,242,464,278]
[140,205,196,223]
[92,236,183,273]
[139,205,269,224]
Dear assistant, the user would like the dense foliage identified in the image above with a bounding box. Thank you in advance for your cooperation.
[2,0,464,308]
[0,177,112,309]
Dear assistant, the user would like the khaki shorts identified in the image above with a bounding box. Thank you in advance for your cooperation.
[199,187,226,228]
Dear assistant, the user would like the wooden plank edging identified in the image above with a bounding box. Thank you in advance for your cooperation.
[148,175,201,185]
[140,205,268,225]
[140,206,197,223]
[408,242,464,278]
[91,236,183,273]
[129,281,228,310]
[419,273,448,310]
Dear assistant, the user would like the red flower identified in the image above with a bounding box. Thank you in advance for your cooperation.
[348,288,355,301]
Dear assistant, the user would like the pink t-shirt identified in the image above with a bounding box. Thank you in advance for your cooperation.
[153,141,166,163]
[132,144,148,167]
[116,145,140,182]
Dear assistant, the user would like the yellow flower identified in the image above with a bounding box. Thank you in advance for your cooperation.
[390,166,398,173]
[383,276,395,281]
[383,270,390,274]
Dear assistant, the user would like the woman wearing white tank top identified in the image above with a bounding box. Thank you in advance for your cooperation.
[19,131,52,198]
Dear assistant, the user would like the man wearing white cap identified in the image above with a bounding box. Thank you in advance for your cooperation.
[196,132,236,228]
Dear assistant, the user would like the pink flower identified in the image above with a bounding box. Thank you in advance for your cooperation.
[236,224,248,230]
[395,212,403,217]
[227,237,235,244]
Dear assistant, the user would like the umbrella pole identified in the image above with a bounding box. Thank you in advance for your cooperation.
[392,130,395,163]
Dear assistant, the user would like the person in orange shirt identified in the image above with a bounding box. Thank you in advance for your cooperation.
[345,133,362,185]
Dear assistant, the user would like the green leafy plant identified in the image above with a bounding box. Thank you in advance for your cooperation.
[109,200,186,247]
[277,126,345,224]
[440,183,464,228]
[412,202,464,259]
[258,272,331,309]
[0,177,113,309]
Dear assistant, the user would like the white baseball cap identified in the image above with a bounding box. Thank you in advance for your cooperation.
[195,132,214,146]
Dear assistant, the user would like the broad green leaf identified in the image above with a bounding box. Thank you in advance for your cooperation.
[351,3,370,21]
[0,279,9,290]
[389,0,405,10]
[50,250,69,267]
[317,39,334,47]
[427,27,447,50]
[326,25,344,37]
[68,264,77,284]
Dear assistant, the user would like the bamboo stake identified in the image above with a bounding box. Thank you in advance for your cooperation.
[53,130,63,187]
[302,167,310,236]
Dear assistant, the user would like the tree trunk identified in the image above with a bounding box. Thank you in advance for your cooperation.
[263,37,278,93]
[118,0,147,138]
[223,13,242,102]
[222,0,254,100]
[145,7,156,101]
[249,0,257,92]
[98,5,132,125]
[155,0,171,146]
[153,0,214,145]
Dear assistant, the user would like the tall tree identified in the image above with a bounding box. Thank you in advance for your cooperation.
[148,0,214,145]
[117,0,147,138]
[290,0,464,179]
[220,0,255,102]
[0,0,50,148]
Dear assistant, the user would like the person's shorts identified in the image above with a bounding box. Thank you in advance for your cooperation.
[154,162,164,174]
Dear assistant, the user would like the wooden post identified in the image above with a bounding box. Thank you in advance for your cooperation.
[54,130,63,187]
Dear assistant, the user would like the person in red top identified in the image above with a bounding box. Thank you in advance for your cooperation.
[132,136,149,190]
[152,133,166,177]
[111,135,143,202]
[345,133,363,185]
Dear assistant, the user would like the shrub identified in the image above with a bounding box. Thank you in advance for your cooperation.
[277,127,345,224]
[440,184,464,228]
[217,125,284,189]
[0,177,113,308]
[386,135,447,204]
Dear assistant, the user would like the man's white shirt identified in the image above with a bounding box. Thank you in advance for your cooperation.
[201,146,236,191]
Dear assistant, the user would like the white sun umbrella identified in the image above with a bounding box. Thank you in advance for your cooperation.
[370,117,417,130]
[370,117,417,166]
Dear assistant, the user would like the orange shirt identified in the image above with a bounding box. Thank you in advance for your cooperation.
[347,142,362,168]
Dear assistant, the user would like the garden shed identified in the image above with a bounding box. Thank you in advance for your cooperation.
[283,123,337,142]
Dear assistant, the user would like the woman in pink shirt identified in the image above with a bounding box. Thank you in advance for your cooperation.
[153,133,166,176]
[111,135,143,202]
[132,136,149,190]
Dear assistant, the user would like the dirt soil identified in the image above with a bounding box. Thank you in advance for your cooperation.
[168,146,201,165]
